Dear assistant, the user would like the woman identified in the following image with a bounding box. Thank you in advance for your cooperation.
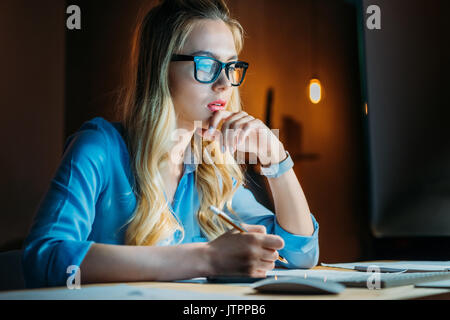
[22,0,319,288]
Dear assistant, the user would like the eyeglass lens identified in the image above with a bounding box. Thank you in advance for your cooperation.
[196,58,245,84]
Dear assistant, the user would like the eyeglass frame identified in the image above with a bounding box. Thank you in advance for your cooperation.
[171,54,249,86]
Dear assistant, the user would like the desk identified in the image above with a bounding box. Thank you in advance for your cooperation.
[130,283,450,300]
[1,266,450,300]
[127,265,450,300]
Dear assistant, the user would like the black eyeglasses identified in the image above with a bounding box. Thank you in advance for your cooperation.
[171,54,249,86]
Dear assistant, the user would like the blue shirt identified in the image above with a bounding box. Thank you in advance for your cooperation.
[22,117,319,288]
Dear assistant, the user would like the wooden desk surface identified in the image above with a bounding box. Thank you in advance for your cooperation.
[126,281,450,300]
[129,265,450,300]
[2,265,450,300]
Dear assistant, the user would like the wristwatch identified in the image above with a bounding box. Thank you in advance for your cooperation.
[259,150,293,178]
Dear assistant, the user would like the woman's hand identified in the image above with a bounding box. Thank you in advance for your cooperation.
[205,224,284,277]
[198,110,287,166]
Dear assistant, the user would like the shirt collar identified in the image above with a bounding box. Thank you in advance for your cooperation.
[183,144,198,174]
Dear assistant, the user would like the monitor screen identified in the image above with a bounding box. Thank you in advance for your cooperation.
[363,0,450,237]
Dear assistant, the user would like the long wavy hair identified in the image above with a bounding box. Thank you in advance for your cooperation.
[118,0,246,246]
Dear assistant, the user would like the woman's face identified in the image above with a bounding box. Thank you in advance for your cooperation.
[169,19,238,130]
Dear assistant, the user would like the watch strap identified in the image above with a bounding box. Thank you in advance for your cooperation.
[259,151,293,178]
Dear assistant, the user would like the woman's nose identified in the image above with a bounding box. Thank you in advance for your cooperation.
[212,69,232,91]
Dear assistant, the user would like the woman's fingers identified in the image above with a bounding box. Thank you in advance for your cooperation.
[207,110,255,153]
[240,224,284,251]
[259,260,276,270]
[236,118,260,148]
[207,228,283,277]
[227,115,255,153]
[260,248,279,263]
[205,110,282,161]
[241,223,266,234]
[223,113,248,152]
[259,234,285,251]
[208,110,233,131]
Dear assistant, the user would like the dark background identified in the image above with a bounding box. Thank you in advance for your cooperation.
[0,0,448,263]
[362,0,450,259]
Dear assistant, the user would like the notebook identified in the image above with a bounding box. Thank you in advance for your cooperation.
[321,261,450,273]
[414,279,450,289]
[267,269,450,288]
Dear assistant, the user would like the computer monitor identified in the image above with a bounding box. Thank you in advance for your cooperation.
[362,0,450,237]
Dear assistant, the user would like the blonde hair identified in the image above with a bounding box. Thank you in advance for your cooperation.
[118,0,246,246]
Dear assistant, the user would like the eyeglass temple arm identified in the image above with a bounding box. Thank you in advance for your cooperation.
[171,54,195,61]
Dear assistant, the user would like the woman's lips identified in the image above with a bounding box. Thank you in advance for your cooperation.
[207,105,225,112]
[207,100,226,111]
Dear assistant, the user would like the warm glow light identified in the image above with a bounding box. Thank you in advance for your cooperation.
[364,102,368,115]
[309,79,321,104]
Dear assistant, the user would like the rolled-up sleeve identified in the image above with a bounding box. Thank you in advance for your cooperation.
[22,123,109,288]
[225,182,319,269]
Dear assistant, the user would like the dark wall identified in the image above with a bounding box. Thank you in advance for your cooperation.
[0,0,65,249]
[65,0,147,139]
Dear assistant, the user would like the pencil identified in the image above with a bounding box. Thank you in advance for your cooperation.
[209,205,288,264]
